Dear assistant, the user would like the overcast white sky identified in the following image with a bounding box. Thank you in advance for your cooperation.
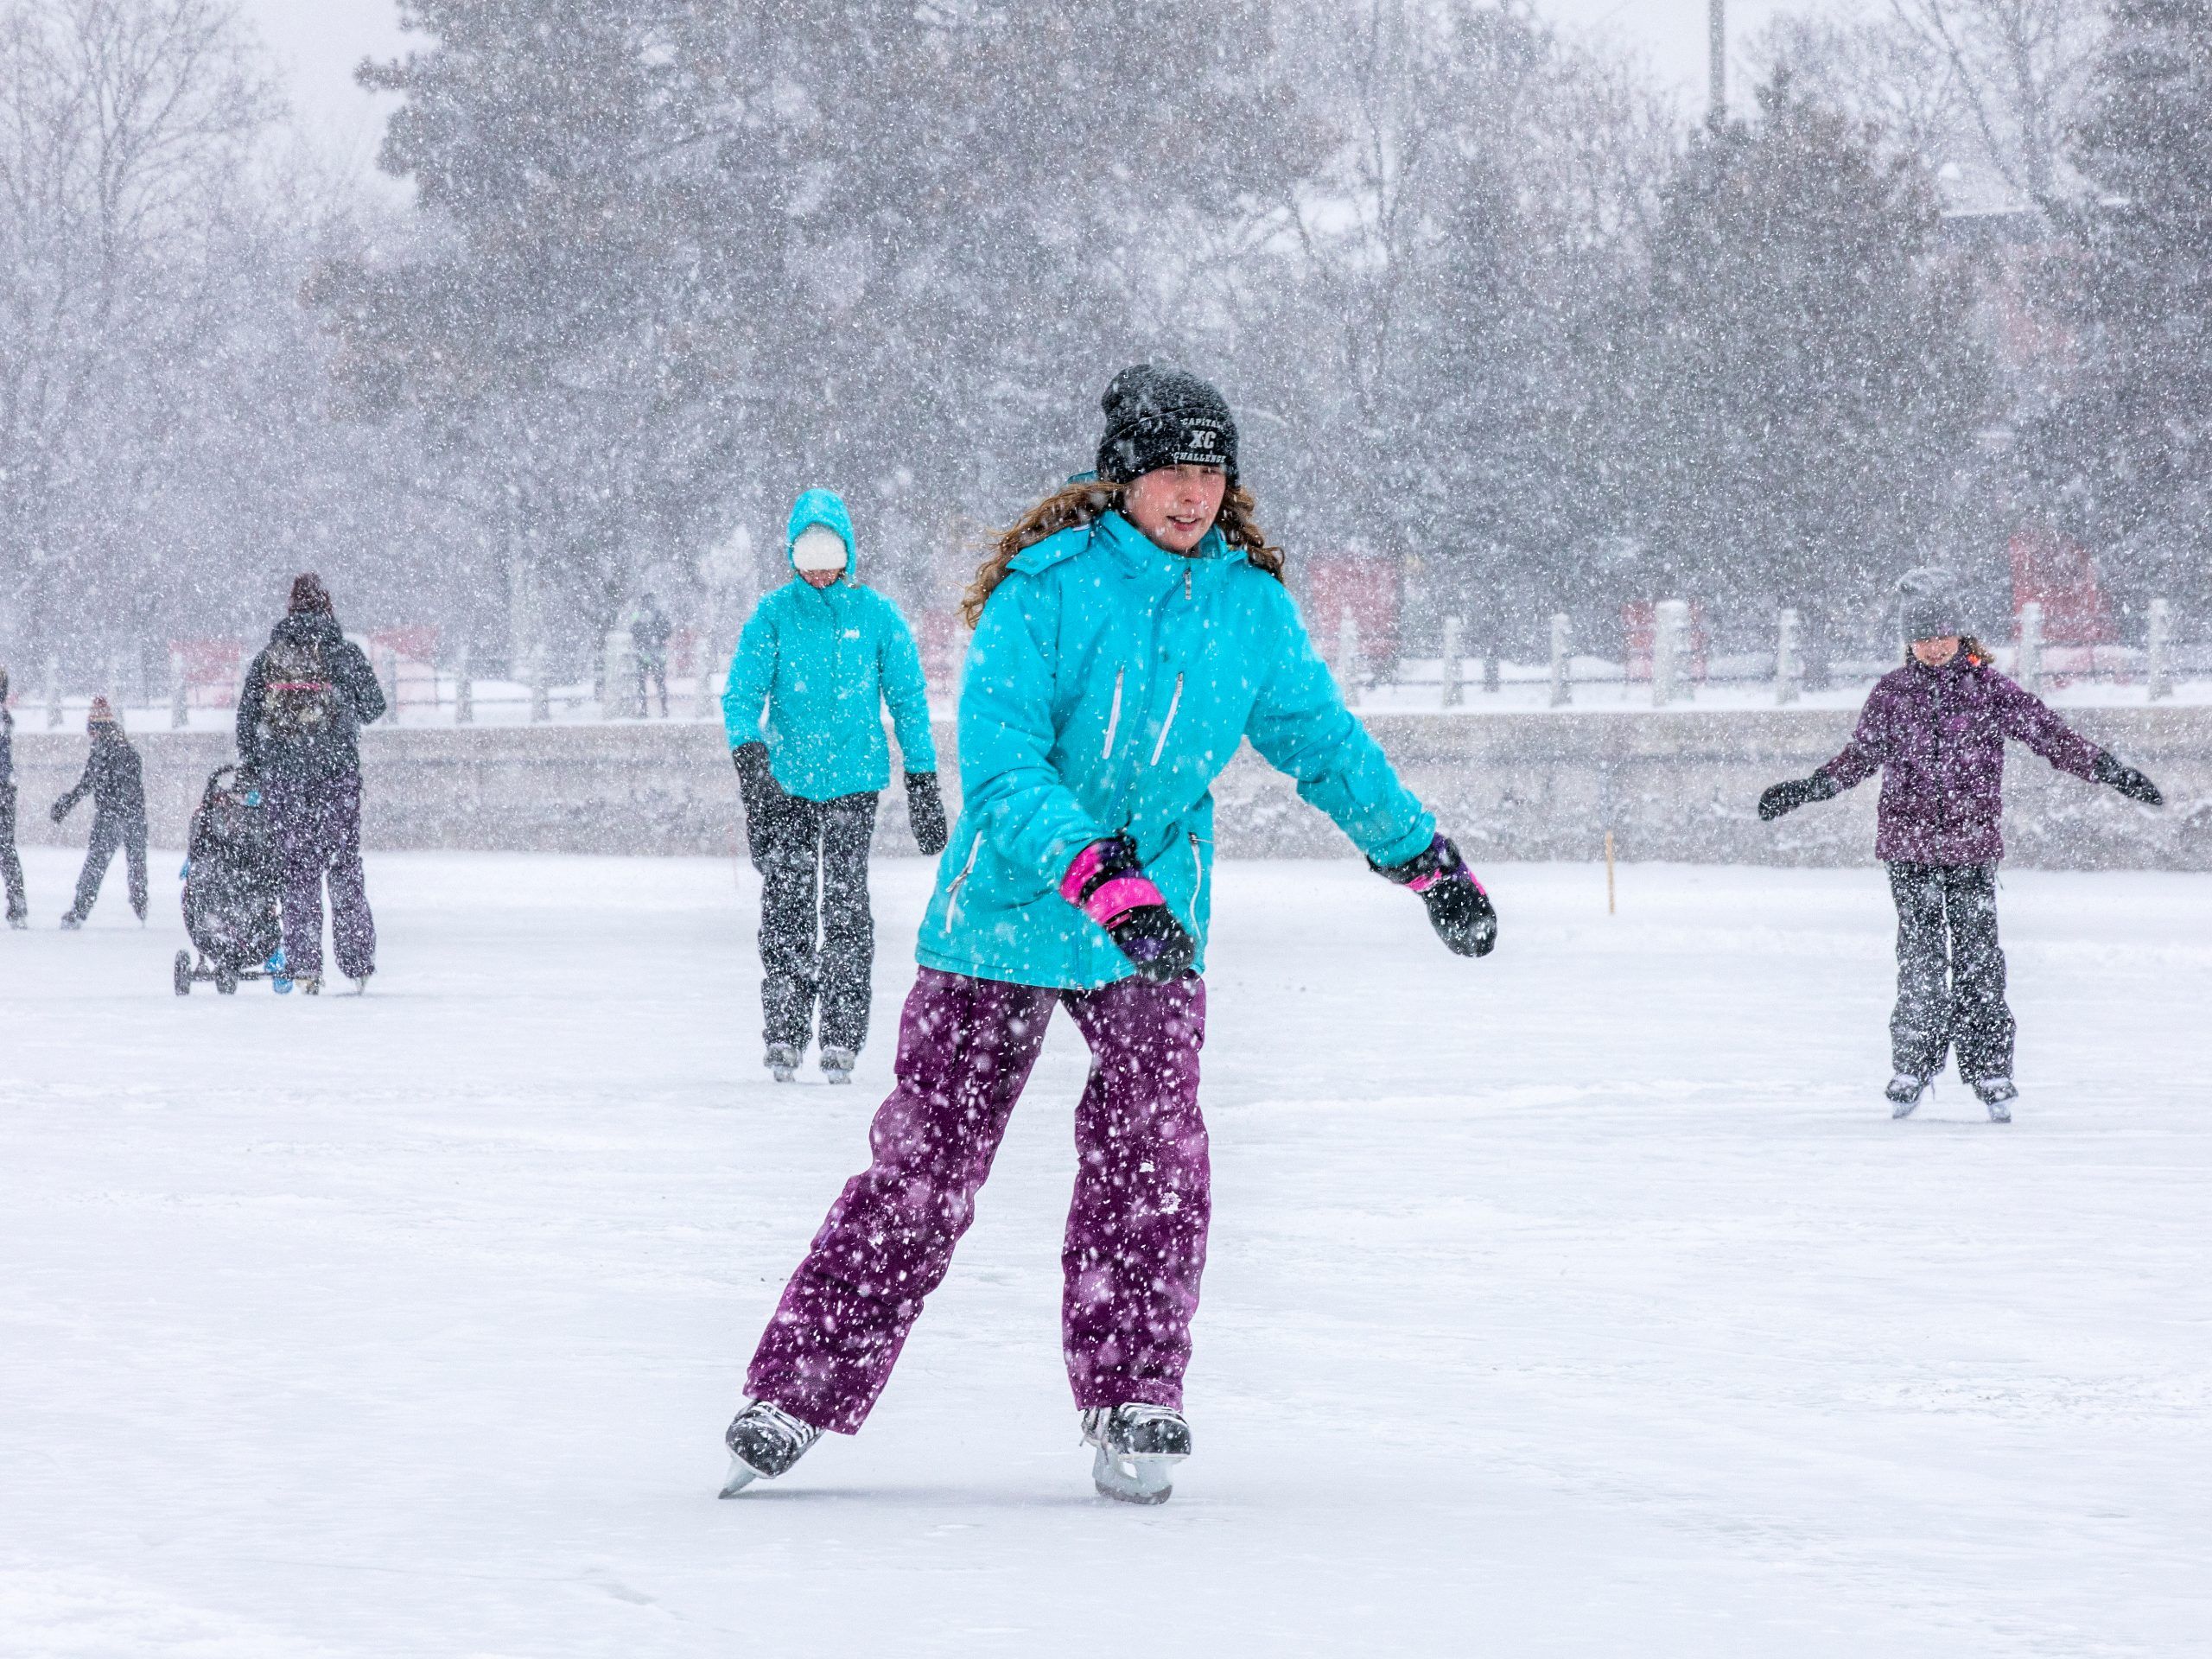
[247,0,1884,188]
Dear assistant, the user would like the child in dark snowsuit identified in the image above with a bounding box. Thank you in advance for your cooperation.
[1759,568,2164,1122]
[1,668,27,926]
[52,698,147,927]
[717,367,1498,1505]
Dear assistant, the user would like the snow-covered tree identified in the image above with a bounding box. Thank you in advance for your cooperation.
[2023,0,2212,610]
[1630,74,1993,665]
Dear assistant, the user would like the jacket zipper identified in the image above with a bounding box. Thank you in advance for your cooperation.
[1149,673,1184,766]
[1102,665,1124,760]
[1189,831,1205,912]
[943,830,983,925]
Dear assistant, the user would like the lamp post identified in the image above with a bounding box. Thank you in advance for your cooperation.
[1709,0,1726,122]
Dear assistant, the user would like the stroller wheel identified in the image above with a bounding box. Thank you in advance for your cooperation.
[174,950,193,997]
[215,969,239,995]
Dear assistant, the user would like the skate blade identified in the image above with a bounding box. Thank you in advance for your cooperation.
[1091,1445,1180,1505]
[1890,1099,1919,1119]
[1986,1103,2012,1124]
[717,1452,763,1498]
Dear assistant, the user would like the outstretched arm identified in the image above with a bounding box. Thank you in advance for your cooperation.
[1762,692,1886,819]
[1242,592,1433,868]
[1994,677,2101,783]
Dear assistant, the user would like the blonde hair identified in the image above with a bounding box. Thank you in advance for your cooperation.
[961,477,1285,628]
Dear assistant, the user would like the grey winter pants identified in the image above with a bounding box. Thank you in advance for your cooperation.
[70,811,147,921]
[755,791,878,1054]
[1888,861,2012,1084]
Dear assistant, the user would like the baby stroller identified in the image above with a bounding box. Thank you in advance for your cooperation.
[174,765,289,995]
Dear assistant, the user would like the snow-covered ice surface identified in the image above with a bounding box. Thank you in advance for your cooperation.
[3,848,2209,1657]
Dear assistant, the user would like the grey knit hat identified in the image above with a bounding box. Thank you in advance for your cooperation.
[1096,365,1238,483]
[1897,566,1967,642]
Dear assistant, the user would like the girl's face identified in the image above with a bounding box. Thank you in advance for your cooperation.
[1912,636,1961,667]
[1123,464,1228,555]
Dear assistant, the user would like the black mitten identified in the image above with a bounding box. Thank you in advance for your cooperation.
[732,741,791,860]
[1758,773,1840,822]
[2092,751,2164,806]
[1372,834,1497,958]
[905,771,949,855]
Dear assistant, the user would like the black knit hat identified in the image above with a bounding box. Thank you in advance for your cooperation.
[1095,365,1238,483]
[1897,565,1966,642]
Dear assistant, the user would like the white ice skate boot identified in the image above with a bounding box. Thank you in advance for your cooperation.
[764,1043,800,1083]
[1973,1077,2017,1123]
[1081,1404,1192,1505]
[819,1047,856,1085]
[718,1400,823,1497]
[1886,1074,1929,1118]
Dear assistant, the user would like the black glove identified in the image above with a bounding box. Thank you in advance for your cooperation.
[1758,773,1840,822]
[1372,834,1497,957]
[1065,834,1198,985]
[2092,751,2164,806]
[732,741,792,863]
[1107,906,1199,985]
[905,771,948,856]
[48,798,67,824]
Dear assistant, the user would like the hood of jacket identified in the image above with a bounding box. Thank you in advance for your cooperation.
[785,489,858,579]
[269,611,346,652]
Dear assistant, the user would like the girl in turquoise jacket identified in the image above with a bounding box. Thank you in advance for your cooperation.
[722,489,945,1084]
[721,367,1496,1506]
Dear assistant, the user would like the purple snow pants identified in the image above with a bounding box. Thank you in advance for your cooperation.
[269,771,376,981]
[747,967,1211,1434]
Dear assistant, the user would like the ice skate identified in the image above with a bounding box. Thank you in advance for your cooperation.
[7,914,27,930]
[765,1042,800,1083]
[348,969,373,995]
[1974,1076,2017,1123]
[1885,1074,1929,1118]
[59,912,83,931]
[820,1046,855,1085]
[299,975,322,995]
[1081,1404,1192,1505]
[718,1400,822,1496]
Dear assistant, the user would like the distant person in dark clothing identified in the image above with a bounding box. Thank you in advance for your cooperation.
[237,574,386,993]
[632,592,673,717]
[53,697,147,928]
[0,667,26,927]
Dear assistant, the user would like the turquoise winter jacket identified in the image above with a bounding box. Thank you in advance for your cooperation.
[916,508,1435,990]
[721,490,937,801]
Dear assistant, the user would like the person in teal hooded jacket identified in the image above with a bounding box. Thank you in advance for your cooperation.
[722,489,945,1084]
[720,367,1498,1508]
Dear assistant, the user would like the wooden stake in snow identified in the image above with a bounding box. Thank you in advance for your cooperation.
[1605,831,1617,915]
[1549,613,1573,707]
[168,651,188,731]
[1440,615,1464,709]
[1337,609,1363,706]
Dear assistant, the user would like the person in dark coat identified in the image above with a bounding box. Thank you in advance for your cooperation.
[53,697,147,927]
[236,575,386,992]
[1,667,27,927]
[1759,567,2164,1122]
[631,592,673,717]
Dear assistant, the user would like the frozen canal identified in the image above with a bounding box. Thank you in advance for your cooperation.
[3,849,2207,1656]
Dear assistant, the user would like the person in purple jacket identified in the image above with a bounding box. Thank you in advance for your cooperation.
[1758,568,2163,1122]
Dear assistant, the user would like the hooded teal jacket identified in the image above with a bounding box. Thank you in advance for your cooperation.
[721,490,937,800]
[915,508,1435,990]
